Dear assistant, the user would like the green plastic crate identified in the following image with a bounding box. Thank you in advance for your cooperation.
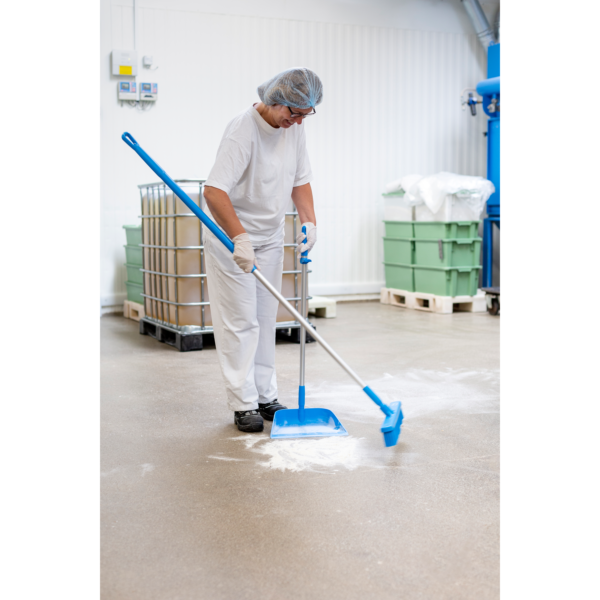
[383,262,414,291]
[125,281,144,304]
[123,224,142,246]
[124,244,143,266]
[414,238,482,267]
[383,221,414,238]
[383,238,414,264]
[124,263,143,285]
[413,265,481,296]
[413,221,480,240]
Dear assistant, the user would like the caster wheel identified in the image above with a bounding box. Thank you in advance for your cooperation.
[488,297,500,316]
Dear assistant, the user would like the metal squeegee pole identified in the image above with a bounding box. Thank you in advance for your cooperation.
[298,260,307,421]
[252,270,366,389]
[299,261,307,388]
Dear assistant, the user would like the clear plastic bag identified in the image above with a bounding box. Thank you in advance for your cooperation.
[383,174,423,204]
[416,172,495,221]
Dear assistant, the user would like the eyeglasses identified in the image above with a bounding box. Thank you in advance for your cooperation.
[287,106,316,120]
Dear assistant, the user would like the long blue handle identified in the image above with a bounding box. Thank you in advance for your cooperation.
[121,132,234,253]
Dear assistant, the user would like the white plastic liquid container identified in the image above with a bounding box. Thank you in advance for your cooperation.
[140,183,301,328]
[141,183,212,327]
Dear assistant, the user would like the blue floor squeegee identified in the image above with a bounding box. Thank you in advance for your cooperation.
[121,132,404,447]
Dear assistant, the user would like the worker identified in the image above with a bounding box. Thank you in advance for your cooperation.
[202,68,322,433]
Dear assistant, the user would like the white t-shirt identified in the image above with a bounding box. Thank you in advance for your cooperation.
[204,104,312,243]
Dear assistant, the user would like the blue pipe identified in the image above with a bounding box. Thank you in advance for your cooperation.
[476,76,500,97]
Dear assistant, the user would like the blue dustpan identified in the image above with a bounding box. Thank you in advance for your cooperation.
[271,228,348,440]
[271,408,348,438]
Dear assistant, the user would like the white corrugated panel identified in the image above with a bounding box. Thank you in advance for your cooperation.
[101,2,488,303]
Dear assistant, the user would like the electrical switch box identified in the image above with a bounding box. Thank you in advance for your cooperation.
[112,50,138,76]
[118,81,137,100]
[139,82,158,101]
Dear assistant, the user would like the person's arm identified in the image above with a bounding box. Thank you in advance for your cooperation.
[203,186,246,239]
[291,183,316,226]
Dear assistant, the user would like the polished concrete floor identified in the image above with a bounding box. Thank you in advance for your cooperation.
[101,302,499,600]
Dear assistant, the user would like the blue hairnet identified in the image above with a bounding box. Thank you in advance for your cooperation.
[257,67,323,109]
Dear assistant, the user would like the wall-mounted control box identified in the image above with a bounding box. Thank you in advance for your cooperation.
[118,81,137,100]
[139,82,158,101]
[112,50,138,76]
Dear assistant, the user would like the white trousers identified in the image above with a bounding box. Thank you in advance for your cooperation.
[204,228,284,412]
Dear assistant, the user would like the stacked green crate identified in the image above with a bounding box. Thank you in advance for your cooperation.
[382,221,415,291]
[123,225,144,304]
[383,220,482,296]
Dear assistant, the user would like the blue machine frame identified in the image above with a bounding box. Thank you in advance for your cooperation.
[477,43,500,288]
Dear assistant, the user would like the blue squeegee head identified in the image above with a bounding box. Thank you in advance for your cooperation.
[362,386,404,447]
[380,401,403,447]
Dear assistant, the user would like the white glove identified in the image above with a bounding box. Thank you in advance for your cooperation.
[232,233,259,273]
[296,222,317,255]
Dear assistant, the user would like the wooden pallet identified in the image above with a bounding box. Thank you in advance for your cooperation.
[380,287,487,314]
[139,318,214,352]
[308,295,336,318]
[123,300,145,322]
[138,318,315,352]
[275,323,316,343]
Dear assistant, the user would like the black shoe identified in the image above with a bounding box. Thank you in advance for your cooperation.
[234,410,264,432]
[258,400,287,421]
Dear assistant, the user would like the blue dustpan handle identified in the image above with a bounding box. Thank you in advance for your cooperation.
[299,224,311,265]
[298,225,310,420]
[121,132,235,254]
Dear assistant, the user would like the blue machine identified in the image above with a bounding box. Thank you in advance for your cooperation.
[476,43,500,288]
[462,44,502,288]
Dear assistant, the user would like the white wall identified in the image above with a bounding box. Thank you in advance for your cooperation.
[101,0,489,305]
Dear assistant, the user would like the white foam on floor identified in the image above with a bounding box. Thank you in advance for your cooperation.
[234,433,268,450]
[141,463,155,476]
[303,368,499,424]
[256,436,365,472]
[207,455,248,462]
[230,433,393,473]
[101,467,122,478]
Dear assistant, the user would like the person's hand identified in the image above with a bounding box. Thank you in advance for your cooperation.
[232,233,259,273]
[295,222,317,254]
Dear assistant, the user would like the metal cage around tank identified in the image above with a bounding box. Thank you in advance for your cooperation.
[137,179,309,342]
